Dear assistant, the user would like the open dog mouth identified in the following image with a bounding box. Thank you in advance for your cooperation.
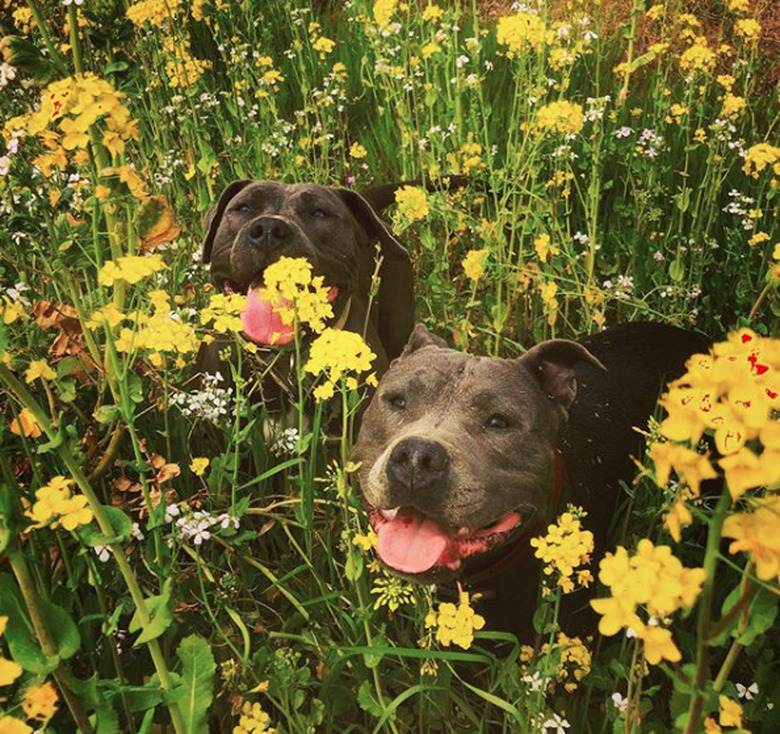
[220,269,343,346]
[367,506,532,577]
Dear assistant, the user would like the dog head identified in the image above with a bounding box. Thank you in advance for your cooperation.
[353,324,604,582]
[202,180,410,350]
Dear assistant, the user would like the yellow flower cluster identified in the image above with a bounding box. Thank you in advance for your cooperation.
[373,0,398,30]
[25,476,94,532]
[722,494,780,584]
[529,632,592,692]
[304,328,377,401]
[22,681,59,720]
[115,291,200,365]
[260,257,334,332]
[199,293,247,333]
[394,185,429,221]
[721,93,747,119]
[162,35,209,89]
[462,248,489,281]
[535,100,584,136]
[743,142,780,178]
[370,574,417,611]
[530,508,594,594]
[126,0,177,28]
[534,233,560,262]
[591,539,705,664]
[735,18,761,42]
[99,254,166,287]
[652,329,780,500]
[233,701,277,734]
[496,12,547,56]
[538,280,560,325]
[679,37,717,75]
[3,74,138,175]
[425,591,486,650]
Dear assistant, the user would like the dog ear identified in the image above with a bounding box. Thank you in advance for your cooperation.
[400,323,449,357]
[337,188,409,262]
[202,180,253,263]
[519,340,606,411]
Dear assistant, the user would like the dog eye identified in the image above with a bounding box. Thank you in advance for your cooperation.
[233,203,251,214]
[485,413,510,429]
[385,394,406,411]
[311,208,329,219]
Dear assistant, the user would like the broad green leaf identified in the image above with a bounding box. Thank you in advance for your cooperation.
[130,578,174,646]
[177,635,216,734]
[79,506,133,547]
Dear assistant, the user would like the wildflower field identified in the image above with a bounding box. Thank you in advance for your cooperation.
[2,0,780,731]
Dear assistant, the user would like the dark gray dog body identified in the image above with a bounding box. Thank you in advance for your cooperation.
[198,180,416,380]
[354,321,711,637]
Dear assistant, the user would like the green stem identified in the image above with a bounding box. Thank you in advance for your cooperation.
[25,0,69,75]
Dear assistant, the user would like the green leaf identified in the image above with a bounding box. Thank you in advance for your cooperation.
[94,405,121,424]
[79,506,133,547]
[737,587,778,645]
[130,578,174,646]
[344,546,363,582]
[669,259,685,283]
[0,575,80,673]
[0,319,8,361]
[177,635,216,734]
[357,680,383,718]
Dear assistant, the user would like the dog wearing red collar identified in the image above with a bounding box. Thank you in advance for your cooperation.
[354,321,711,637]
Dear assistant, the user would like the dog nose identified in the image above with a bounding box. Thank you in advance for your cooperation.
[387,437,449,492]
[247,217,290,248]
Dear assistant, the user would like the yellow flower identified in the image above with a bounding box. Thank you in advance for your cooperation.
[23,680,59,720]
[352,528,378,553]
[99,254,166,286]
[426,591,485,649]
[233,700,277,734]
[373,0,398,30]
[25,476,94,532]
[496,12,547,55]
[649,441,717,495]
[422,42,442,59]
[743,142,780,178]
[748,231,770,247]
[735,18,761,42]
[10,408,43,439]
[199,293,247,334]
[0,617,23,687]
[0,718,32,734]
[305,328,376,392]
[370,574,416,611]
[721,93,747,119]
[190,458,210,476]
[422,5,444,22]
[349,142,368,159]
[645,4,664,21]
[638,625,681,665]
[726,0,750,12]
[535,100,584,136]
[126,0,177,28]
[394,185,429,221]
[664,499,692,542]
[530,508,594,594]
[719,696,743,728]
[25,359,56,383]
[723,494,780,582]
[1,297,27,325]
[679,37,717,75]
[312,36,335,55]
[533,233,559,261]
[461,249,489,281]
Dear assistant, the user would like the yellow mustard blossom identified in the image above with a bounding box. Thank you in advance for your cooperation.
[538,280,559,325]
[304,328,376,399]
[312,36,336,55]
[462,249,489,281]
[99,254,166,286]
[496,12,547,56]
[679,37,717,75]
[723,494,780,583]
[162,35,210,89]
[533,233,560,262]
[24,359,56,384]
[126,0,177,28]
[352,528,378,553]
[373,0,398,30]
[422,42,442,59]
[199,293,247,333]
[233,701,277,734]
[721,93,747,119]
[0,717,32,734]
[1,297,27,325]
[743,142,780,178]
[394,185,429,221]
[651,329,780,500]
[22,681,58,720]
[86,302,126,329]
[10,408,43,439]
[535,100,584,136]
[425,590,485,649]
[719,696,743,728]
[591,539,705,664]
[727,0,750,12]
[349,142,368,159]
[190,457,210,476]
[530,507,594,595]
[422,4,444,22]
[547,633,591,692]
[25,476,94,532]
[748,231,770,247]
[645,4,664,21]
[735,18,761,42]
[663,498,693,542]
[370,574,416,611]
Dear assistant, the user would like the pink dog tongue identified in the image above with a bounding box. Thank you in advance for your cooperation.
[241,287,295,346]
[377,512,449,574]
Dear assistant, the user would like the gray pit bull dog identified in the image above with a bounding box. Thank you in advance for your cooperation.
[354,321,711,636]
[199,180,416,376]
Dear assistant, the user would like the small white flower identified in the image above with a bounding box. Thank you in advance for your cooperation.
[542,713,570,733]
[736,682,758,700]
[94,545,111,563]
[611,692,628,714]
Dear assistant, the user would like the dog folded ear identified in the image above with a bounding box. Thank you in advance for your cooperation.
[337,188,409,262]
[519,340,606,411]
[400,323,450,357]
[202,179,253,263]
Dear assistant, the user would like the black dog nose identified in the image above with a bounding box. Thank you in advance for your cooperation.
[387,437,449,491]
[247,217,291,248]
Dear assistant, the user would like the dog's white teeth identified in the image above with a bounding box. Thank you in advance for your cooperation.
[457,527,471,536]
[382,507,400,520]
